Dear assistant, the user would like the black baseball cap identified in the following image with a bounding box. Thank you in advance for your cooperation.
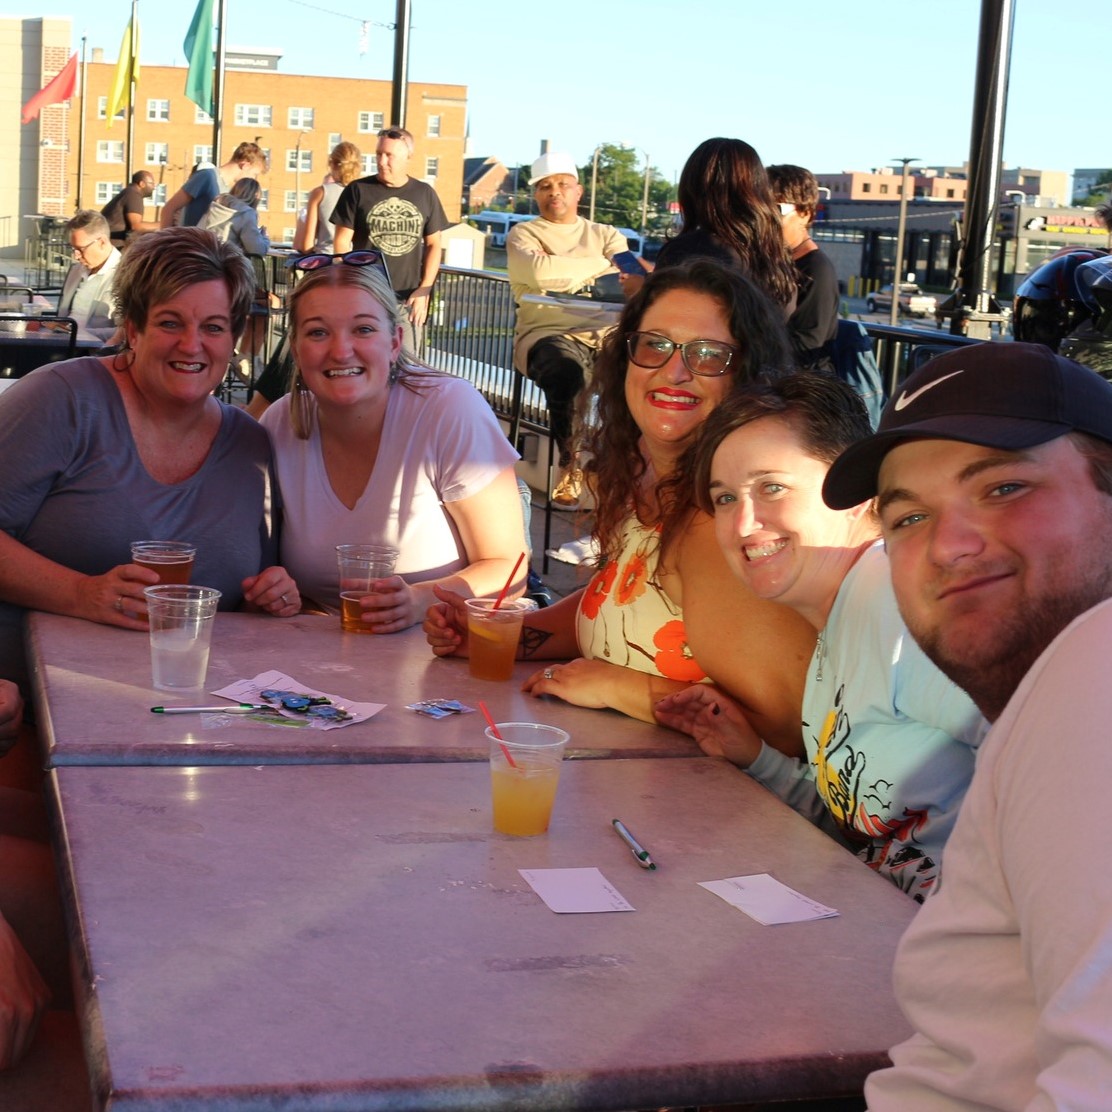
[823,341,1112,509]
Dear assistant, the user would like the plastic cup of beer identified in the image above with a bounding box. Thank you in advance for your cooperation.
[144,585,221,691]
[131,541,196,585]
[486,722,570,836]
[336,544,399,633]
[465,597,537,681]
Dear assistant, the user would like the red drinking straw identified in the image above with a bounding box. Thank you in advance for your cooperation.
[479,701,517,768]
[492,552,526,610]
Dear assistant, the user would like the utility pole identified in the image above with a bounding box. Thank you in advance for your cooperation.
[889,157,919,327]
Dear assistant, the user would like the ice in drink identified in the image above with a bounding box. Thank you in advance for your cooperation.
[149,627,211,689]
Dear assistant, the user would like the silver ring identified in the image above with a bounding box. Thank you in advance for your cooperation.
[543,668,554,680]
[114,596,123,613]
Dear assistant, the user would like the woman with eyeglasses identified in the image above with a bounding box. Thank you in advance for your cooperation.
[424,259,816,743]
[0,226,298,690]
[653,137,797,312]
[259,256,525,630]
[654,375,985,901]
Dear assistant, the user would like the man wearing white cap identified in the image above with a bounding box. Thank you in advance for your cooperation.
[507,151,629,508]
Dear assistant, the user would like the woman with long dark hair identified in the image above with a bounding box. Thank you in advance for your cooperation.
[654,137,797,309]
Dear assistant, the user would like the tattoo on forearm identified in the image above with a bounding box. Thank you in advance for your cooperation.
[520,627,553,659]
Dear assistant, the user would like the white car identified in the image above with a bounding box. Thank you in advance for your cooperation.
[866,283,938,318]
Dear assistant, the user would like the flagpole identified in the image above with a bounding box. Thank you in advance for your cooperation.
[125,0,138,178]
[212,0,227,167]
[76,35,88,209]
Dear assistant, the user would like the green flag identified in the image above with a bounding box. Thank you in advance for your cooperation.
[183,0,215,115]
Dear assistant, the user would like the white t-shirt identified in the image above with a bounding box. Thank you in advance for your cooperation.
[261,374,519,610]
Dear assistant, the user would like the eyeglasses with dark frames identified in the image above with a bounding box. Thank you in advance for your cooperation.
[625,331,740,377]
[287,249,390,281]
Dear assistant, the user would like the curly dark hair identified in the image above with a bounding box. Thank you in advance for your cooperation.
[580,258,794,565]
[668,138,798,307]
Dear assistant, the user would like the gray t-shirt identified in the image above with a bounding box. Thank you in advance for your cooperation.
[0,357,278,686]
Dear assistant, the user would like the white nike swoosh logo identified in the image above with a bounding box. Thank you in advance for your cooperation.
[893,370,965,411]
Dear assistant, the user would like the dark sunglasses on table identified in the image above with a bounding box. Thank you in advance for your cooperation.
[287,249,389,278]
[625,331,740,377]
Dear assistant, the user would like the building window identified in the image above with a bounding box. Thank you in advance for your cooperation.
[288,107,314,129]
[946,188,955,198]
[234,103,272,127]
[286,149,313,173]
[879,184,889,194]
[425,157,439,179]
[282,226,297,245]
[328,132,342,148]
[96,96,125,121]
[145,142,169,165]
[97,140,125,163]
[358,111,384,133]
[152,184,167,206]
[861,182,871,193]
[361,154,377,175]
[427,115,441,137]
[146,98,170,122]
[193,145,214,165]
[194,105,213,124]
[95,181,120,204]
[258,189,269,211]
[284,190,310,213]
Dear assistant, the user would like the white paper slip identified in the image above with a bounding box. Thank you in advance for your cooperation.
[520,867,635,914]
[211,669,385,731]
[699,873,838,925]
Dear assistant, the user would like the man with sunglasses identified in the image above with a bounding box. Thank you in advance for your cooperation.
[58,211,121,342]
[506,151,630,509]
[331,126,449,349]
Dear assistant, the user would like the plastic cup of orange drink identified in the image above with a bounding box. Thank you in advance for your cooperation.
[464,597,536,681]
[486,722,570,836]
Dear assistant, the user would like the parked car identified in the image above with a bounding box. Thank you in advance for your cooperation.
[866,283,938,318]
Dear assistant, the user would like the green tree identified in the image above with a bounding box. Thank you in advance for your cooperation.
[578,144,674,234]
[1076,168,1112,207]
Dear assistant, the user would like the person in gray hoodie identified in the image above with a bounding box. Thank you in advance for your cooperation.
[198,178,270,257]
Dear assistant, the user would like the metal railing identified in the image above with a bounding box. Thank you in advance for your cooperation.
[418,266,988,424]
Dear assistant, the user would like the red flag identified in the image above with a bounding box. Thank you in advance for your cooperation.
[21,53,78,125]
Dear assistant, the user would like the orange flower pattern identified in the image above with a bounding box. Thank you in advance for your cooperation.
[576,519,708,683]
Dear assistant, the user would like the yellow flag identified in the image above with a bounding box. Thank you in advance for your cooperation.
[106,14,140,126]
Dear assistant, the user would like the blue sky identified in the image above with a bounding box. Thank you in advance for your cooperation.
[71,0,1105,190]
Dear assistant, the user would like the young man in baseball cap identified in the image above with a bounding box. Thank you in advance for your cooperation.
[824,341,1112,1108]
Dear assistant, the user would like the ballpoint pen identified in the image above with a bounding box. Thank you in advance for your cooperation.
[612,818,657,870]
[150,704,269,714]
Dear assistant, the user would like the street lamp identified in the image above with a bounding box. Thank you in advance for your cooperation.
[639,151,652,237]
[890,157,920,327]
[294,128,312,223]
[589,145,603,222]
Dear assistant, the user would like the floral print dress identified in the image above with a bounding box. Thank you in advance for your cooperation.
[575,518,707,683]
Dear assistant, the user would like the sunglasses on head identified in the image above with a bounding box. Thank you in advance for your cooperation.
[287,249,390,279]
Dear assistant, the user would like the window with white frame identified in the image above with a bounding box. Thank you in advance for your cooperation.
[95,181,120,205]
[146,98,170,122]
[282,226,296,245]
[288,107,314,129]
[96,96,125,121]
[234,103,272,127]
[97,140,125,163]
[427,115,441,138]
[286,149,313,173]
[152,184,168,206]
[193,145,214,165]
[425,157,439,179]
[357,111,384,133]
[145,142,169,165]
[194,105,213,124]
[284,190,310,213]
[258,189,269,211]
[361,154,377,175]
[328,132,342,148]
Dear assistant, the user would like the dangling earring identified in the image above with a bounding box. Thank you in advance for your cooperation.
[111,346,135,372]
[388,361,399,385]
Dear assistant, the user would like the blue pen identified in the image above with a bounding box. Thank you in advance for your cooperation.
[612,818,657,870]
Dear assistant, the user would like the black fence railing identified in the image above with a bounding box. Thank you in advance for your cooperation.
[419,267,989,429]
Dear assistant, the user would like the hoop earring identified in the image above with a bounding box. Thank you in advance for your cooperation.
[111,347,135,372]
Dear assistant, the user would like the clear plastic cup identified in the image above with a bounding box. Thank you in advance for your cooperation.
[465,598,537,681]
[131,541,196,585]
[144,585,221,691]
[486,723,570,836]
[336,544,399,633]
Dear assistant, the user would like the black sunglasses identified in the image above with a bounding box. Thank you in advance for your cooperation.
[287,249,390,281]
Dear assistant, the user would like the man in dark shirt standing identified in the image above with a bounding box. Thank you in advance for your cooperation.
[100,171,158,247]
[331,126,449,349]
